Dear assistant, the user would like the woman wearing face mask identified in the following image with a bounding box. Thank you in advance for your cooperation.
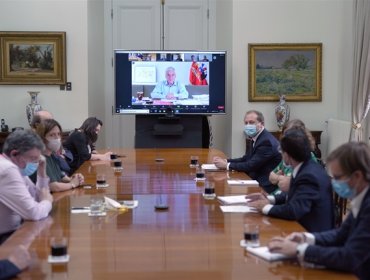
[0,130,53,244]
[64,117,111,175]
[35,119,84,192]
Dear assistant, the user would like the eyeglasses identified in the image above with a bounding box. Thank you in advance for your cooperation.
[330,173,348,181]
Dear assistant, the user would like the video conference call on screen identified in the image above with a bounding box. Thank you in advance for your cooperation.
[114,50,226,115]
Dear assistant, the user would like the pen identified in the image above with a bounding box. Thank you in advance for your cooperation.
[71,207,90,210]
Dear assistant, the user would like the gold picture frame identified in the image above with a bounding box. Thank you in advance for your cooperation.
[0,31,66,84]
[248,43,322,102]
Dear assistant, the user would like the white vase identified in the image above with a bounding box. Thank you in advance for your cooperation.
[275,95,290,131]
[26,91,42,125]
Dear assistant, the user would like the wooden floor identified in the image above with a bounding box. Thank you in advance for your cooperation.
[1,148,356,279]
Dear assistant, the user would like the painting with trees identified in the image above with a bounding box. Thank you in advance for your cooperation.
[0,32,66,84]
[248,43,322,102]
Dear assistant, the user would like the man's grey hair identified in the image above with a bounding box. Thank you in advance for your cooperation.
[3,129,45,156]
[165,66,176,75]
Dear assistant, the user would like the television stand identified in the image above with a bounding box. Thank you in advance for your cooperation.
[135,115,210,148]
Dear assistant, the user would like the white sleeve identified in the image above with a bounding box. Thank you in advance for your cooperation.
[0,167,52,221]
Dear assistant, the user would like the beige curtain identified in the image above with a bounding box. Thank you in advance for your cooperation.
[350,0,370,141]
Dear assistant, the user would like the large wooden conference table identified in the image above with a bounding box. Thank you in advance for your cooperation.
[1,148,355,279]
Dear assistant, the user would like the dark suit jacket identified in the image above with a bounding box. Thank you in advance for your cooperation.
[268,159,334,232]
[64,130,92,175]
[228,129,281,193]
[0,259,21,280]
[304,188,370,280]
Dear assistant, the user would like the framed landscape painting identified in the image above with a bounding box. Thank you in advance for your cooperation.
[248,43,322,102]
[0,31,66,84]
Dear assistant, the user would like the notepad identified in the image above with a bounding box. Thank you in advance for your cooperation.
[217,195,250,205]
[201,164,222,171]
[246,246,295,262]
[119,200,139,209]
[71,207,90,214]
[227,180,259,185]
[219,205,258,213]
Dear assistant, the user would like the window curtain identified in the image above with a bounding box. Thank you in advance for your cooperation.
[350,0,370,141]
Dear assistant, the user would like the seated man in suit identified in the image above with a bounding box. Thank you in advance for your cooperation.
[268,141,370,279]
[150,67,189,100]
[247,129,334,232]
[213,110,281,194]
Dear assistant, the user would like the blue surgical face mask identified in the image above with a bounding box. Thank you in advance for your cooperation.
[282,160,292,170]
[20,162,39,176]
[244,124,258,137]
[331,178,356,199]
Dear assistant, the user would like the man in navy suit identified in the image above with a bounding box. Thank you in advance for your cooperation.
[247,129,334,232]
[213,110,281,194]
[268,142,370,280]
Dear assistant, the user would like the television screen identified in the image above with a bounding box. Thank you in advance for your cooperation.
[114,50,226,115]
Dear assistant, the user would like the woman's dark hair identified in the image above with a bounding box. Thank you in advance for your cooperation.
[280,129,311,162]
[79,117,103,144]
[35,119,62,142]
[282,119,316,151]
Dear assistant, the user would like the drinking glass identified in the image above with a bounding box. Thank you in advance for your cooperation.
[203,182,216,199]
[96,174,106,188]
[195,166,205,180]
[190,156,199,168]
[50,237,68,257]
[113,160,123,173]
[89,197,104,216]
[243,224,260,247]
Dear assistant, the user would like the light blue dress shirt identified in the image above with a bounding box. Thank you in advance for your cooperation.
[150,81,189,99]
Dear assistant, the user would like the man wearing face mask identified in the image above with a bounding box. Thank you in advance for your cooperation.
[267,141,370,280]
[0,130,53,244]
[247,129,334,232]
[34,119,84,192]
[213,110,281,194]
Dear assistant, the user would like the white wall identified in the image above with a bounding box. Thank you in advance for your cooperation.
[230,0,353,160]
[87,0,105,148]
[0,0,354,161]
[0,0,88,132]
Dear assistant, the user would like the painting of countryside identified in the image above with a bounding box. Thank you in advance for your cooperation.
[9,43,54,73]
[256,50,316,96]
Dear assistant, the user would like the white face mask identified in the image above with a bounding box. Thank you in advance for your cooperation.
[46,138,61,152]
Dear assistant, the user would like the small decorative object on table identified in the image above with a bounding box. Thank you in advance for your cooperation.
[26,91,42,125]
[275,94,290,131]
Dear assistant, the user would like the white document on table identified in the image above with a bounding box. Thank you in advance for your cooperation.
[71,207,90,214]
[246,246,295,262]
[227,180,259,185]
[217,195,250,205]
[220,205,257,213]
[201,164,222,171]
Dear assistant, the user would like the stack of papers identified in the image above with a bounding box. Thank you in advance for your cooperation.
[227,180,259,185]
[218,195,250,205]
[119,200,139,209]
[246,246,295,262]
[220,205,257,213]
[71,207,90,214]
[201,164,222,171]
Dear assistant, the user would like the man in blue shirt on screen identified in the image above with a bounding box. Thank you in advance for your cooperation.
[150,67,189,100]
